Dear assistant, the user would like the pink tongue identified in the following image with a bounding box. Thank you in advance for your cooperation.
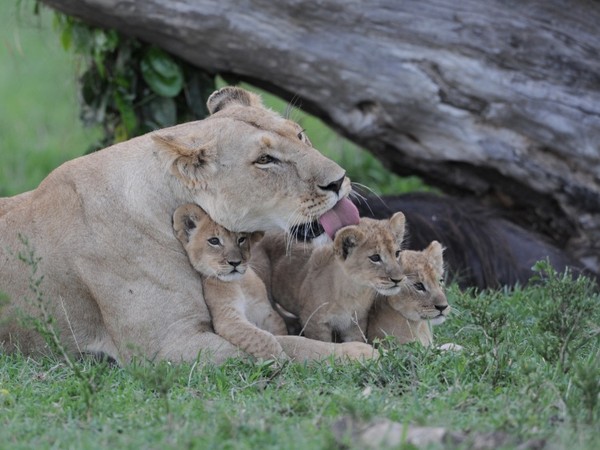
[318,197,360,239]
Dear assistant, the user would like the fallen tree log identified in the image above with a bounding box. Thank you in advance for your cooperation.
[40,0,600,275]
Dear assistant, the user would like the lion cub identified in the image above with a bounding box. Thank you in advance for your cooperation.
[260,213,406,343]
[173,203,288,360]
[367,241,450,346]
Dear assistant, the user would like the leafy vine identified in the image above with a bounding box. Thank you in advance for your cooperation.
[53,13,216,151]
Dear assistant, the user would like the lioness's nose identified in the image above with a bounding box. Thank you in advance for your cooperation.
[229,260,241,268]
[319,175,345,195]
[435,304,448,312]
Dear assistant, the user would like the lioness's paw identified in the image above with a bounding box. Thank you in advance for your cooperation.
[335,342,378,360]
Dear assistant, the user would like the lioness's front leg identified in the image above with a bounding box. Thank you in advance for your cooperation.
[275,335,376,362]
[158,330,246,364]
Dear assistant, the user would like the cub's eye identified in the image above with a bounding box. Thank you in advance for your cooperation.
[414,282,426,292]
[369,254,381,263]
[395,250,401,258]
[255,154,278,165]
[297,130,307,141]
[237,236,247,245]
[207,237,220,246]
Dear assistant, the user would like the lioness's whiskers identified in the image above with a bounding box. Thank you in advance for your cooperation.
[351,182,380,199]
[350,183,382,217]
[284,207,305,256]
[284,95,301,120]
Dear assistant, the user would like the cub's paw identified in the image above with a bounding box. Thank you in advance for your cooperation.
[437,342,464,352]
[334,341,378,360]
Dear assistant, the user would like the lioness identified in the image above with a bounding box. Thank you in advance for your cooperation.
[259,213,406,343]
[173,203,287,360]
[0,86,373,363]
[368,241,450,346]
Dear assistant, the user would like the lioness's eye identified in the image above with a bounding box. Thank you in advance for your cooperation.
[414,282,426,292]
[369,254,381,262]
[208,237,220,246]
[255,154,278,165]
[395,250,401,258]
[238,237,247,245]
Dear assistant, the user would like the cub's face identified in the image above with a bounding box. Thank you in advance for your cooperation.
[334,213,406,296]
[386,241,450,324]
[173,203,263,282]
[154,87,356,237]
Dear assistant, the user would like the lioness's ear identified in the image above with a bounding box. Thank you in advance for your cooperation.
[152,133,217,189]
[389,211,406,246]
[425,240,445,272]
[334,226,366,260]
[206,86,263,114]
[172,203,207,244]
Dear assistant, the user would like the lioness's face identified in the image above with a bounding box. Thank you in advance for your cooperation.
[204,116,350,234]
[154,87,354,236]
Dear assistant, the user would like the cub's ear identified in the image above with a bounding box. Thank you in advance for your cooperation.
[389,211,406,246]
[152,133,217,189]
[249,231,265,246]
[334,226,366,260]
[206,86,263,114]
[425,240,445,273]
[172,203,207,245]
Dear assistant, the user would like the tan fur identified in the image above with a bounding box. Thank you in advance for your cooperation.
[258,214,406,343]
[0,86,375,364]
[173,203,287,360]
[368,241,450,346]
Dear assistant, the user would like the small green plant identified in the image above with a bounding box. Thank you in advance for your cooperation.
[15,234,104,418]
[127,357,186,419]
[570,350,600,425]
[459,289,516,387]
[0,291,8,316]
[530,260,600,373]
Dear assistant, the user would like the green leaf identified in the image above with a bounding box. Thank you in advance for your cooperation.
[184,70,215,119]
[140,47,184,98]
[114,90,138,139]
[79,67,106,107]
[70,21,93,54]
[141,96,177,130]
[59,21,72,51]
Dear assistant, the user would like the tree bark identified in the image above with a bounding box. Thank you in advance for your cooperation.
[40,0,600,274]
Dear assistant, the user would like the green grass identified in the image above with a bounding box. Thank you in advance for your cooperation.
[1,265,599,449]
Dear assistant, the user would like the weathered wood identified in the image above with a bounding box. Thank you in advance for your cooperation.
[40,0,600,274]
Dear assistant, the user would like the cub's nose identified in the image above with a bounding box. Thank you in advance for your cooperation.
[228,260,242,268]
[435,304,448,312]
[390,277,404,285]
[319,175,345,195]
